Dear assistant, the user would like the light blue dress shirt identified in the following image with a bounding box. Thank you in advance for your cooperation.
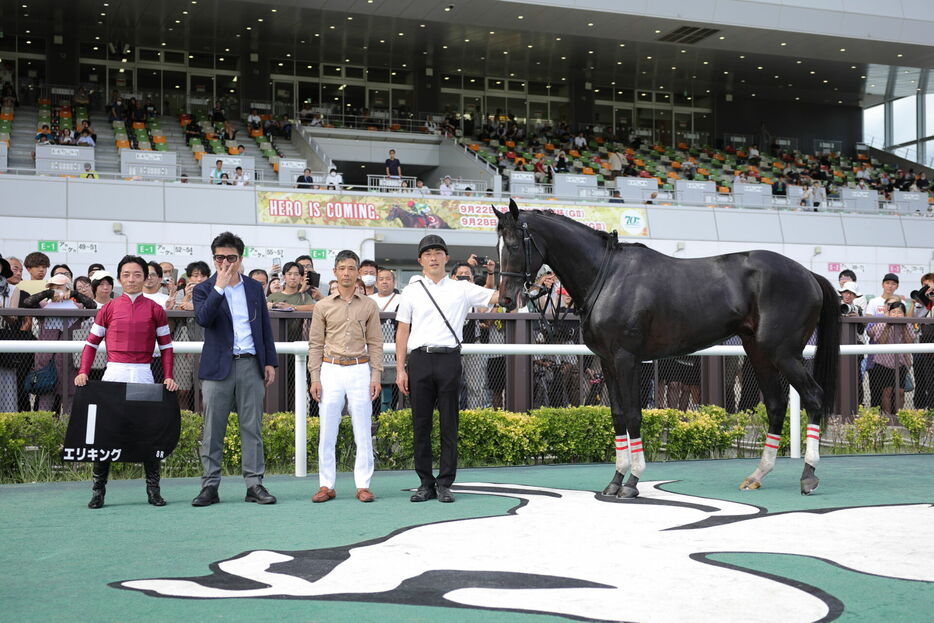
[215,279,256,355]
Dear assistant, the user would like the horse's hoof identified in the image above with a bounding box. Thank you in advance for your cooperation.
[602,482,621,496]
[617,485,639,499]
[739,477,761,491]
[800,477,819,496]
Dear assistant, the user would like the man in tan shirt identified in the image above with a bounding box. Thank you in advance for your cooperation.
[308,250,383,503]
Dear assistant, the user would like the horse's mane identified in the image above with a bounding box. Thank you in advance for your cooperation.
[528,209,648,248]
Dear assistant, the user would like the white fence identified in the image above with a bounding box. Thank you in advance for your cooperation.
[1,341,932,476]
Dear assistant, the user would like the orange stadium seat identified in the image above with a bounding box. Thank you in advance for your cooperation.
[115,140,130,149]
[132,122,145,130]
[582,167,594,175]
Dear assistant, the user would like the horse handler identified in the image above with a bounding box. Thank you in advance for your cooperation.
[308,250,383,503]
[75,255,178,509]
[395,235,498,503]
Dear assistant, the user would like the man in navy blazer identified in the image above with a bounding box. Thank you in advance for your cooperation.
[191,231,278,506]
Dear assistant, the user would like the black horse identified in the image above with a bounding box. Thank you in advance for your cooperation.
[494,200,839,497]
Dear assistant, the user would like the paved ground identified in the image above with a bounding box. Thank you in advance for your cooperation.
[2,455,932,622]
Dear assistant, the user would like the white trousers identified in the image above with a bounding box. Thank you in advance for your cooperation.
[103,362,154,384]
[318,362,374,489]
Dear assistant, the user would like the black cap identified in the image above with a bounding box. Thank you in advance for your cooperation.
[883,273,899,284]
[417,234,448,257]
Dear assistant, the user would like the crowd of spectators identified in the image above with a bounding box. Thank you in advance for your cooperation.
[2,247,932,418]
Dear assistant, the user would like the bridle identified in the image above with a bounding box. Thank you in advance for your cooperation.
[499,219,618,321]
[499,222,545,298]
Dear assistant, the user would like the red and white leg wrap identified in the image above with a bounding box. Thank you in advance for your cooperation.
[629,438,646,477]
[615,435,631,474]
[758,433,780,476]
[805,425,821,467]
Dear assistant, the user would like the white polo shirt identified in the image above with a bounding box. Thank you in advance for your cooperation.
[396,275,494,351]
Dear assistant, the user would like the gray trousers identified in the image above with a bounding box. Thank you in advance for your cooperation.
[200,357,266,488]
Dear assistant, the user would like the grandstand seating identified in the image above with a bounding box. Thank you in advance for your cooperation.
[178,111,304,180]
[476,135,934,203]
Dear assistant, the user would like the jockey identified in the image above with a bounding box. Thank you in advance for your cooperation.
[75,255,178,509]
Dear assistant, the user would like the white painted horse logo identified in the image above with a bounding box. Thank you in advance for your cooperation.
[117,482,934,622]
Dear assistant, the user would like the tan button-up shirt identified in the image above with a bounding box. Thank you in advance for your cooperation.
[307,291,383,383]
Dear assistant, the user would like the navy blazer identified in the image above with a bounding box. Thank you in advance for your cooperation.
[193,274,278,381]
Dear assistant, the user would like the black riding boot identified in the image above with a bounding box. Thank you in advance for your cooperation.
[88,461,110,509]
[144,460,166,507]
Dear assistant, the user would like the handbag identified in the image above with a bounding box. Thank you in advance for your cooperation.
[903,370,915,393]
[23,360,57,395]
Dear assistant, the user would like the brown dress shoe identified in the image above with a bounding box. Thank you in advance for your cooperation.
[312,486,336,503]
[355,488,374,503]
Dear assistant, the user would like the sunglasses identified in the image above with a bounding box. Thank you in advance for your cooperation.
[213,254,240,263]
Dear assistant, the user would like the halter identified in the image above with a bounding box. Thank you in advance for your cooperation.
[499,222,544,298]
[499,220,618,322]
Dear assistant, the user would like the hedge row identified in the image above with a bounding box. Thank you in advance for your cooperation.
[1,405,931,483]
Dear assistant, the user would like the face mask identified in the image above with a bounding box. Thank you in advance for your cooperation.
[361,274,377,287]
[455,275,471,281]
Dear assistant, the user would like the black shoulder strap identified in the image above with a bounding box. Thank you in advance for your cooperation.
[417,280,461,346]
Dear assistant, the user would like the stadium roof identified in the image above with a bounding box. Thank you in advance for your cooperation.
[2,0,932,107]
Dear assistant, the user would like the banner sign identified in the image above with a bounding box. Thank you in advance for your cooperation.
[63,381,181,463]
[256,192,650,237]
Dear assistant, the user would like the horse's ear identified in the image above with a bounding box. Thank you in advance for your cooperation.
[508,198,520,220]
[491,205,504,219]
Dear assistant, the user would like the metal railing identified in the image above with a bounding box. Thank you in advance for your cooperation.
[2,332,932,475]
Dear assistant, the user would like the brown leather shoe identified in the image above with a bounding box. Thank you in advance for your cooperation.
[311,487,336,503]
[355,488,374,503]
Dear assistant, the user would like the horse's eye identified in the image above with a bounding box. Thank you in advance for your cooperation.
[509,243,520,250]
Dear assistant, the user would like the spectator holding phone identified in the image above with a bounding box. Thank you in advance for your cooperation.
[266,262,315,312]
[295,254,325,300]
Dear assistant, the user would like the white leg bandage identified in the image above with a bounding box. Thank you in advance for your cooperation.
[805,424,821,467]
[629,437,646,478]
[614,435,630,474]
[757,433,780,476]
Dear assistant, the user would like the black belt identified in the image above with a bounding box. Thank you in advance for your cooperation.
[414,345,461,354]
[233,353,255,359]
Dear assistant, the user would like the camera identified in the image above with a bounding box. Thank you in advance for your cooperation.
[474,255,490,266]
[840,303,860,315]
[910,285,932,306]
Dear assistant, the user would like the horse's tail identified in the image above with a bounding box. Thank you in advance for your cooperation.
[811,272,841,417]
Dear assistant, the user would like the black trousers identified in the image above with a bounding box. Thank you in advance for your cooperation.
[408,350,461,488]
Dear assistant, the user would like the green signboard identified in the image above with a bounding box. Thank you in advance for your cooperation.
[38,241,59,253]
[136,244,157,255]
[310,248,328,260]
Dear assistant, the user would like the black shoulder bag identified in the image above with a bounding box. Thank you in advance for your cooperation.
[417,280,461,348]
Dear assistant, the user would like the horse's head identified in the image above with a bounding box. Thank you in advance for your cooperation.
[493,199,545,310]
[386,205,400,219]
